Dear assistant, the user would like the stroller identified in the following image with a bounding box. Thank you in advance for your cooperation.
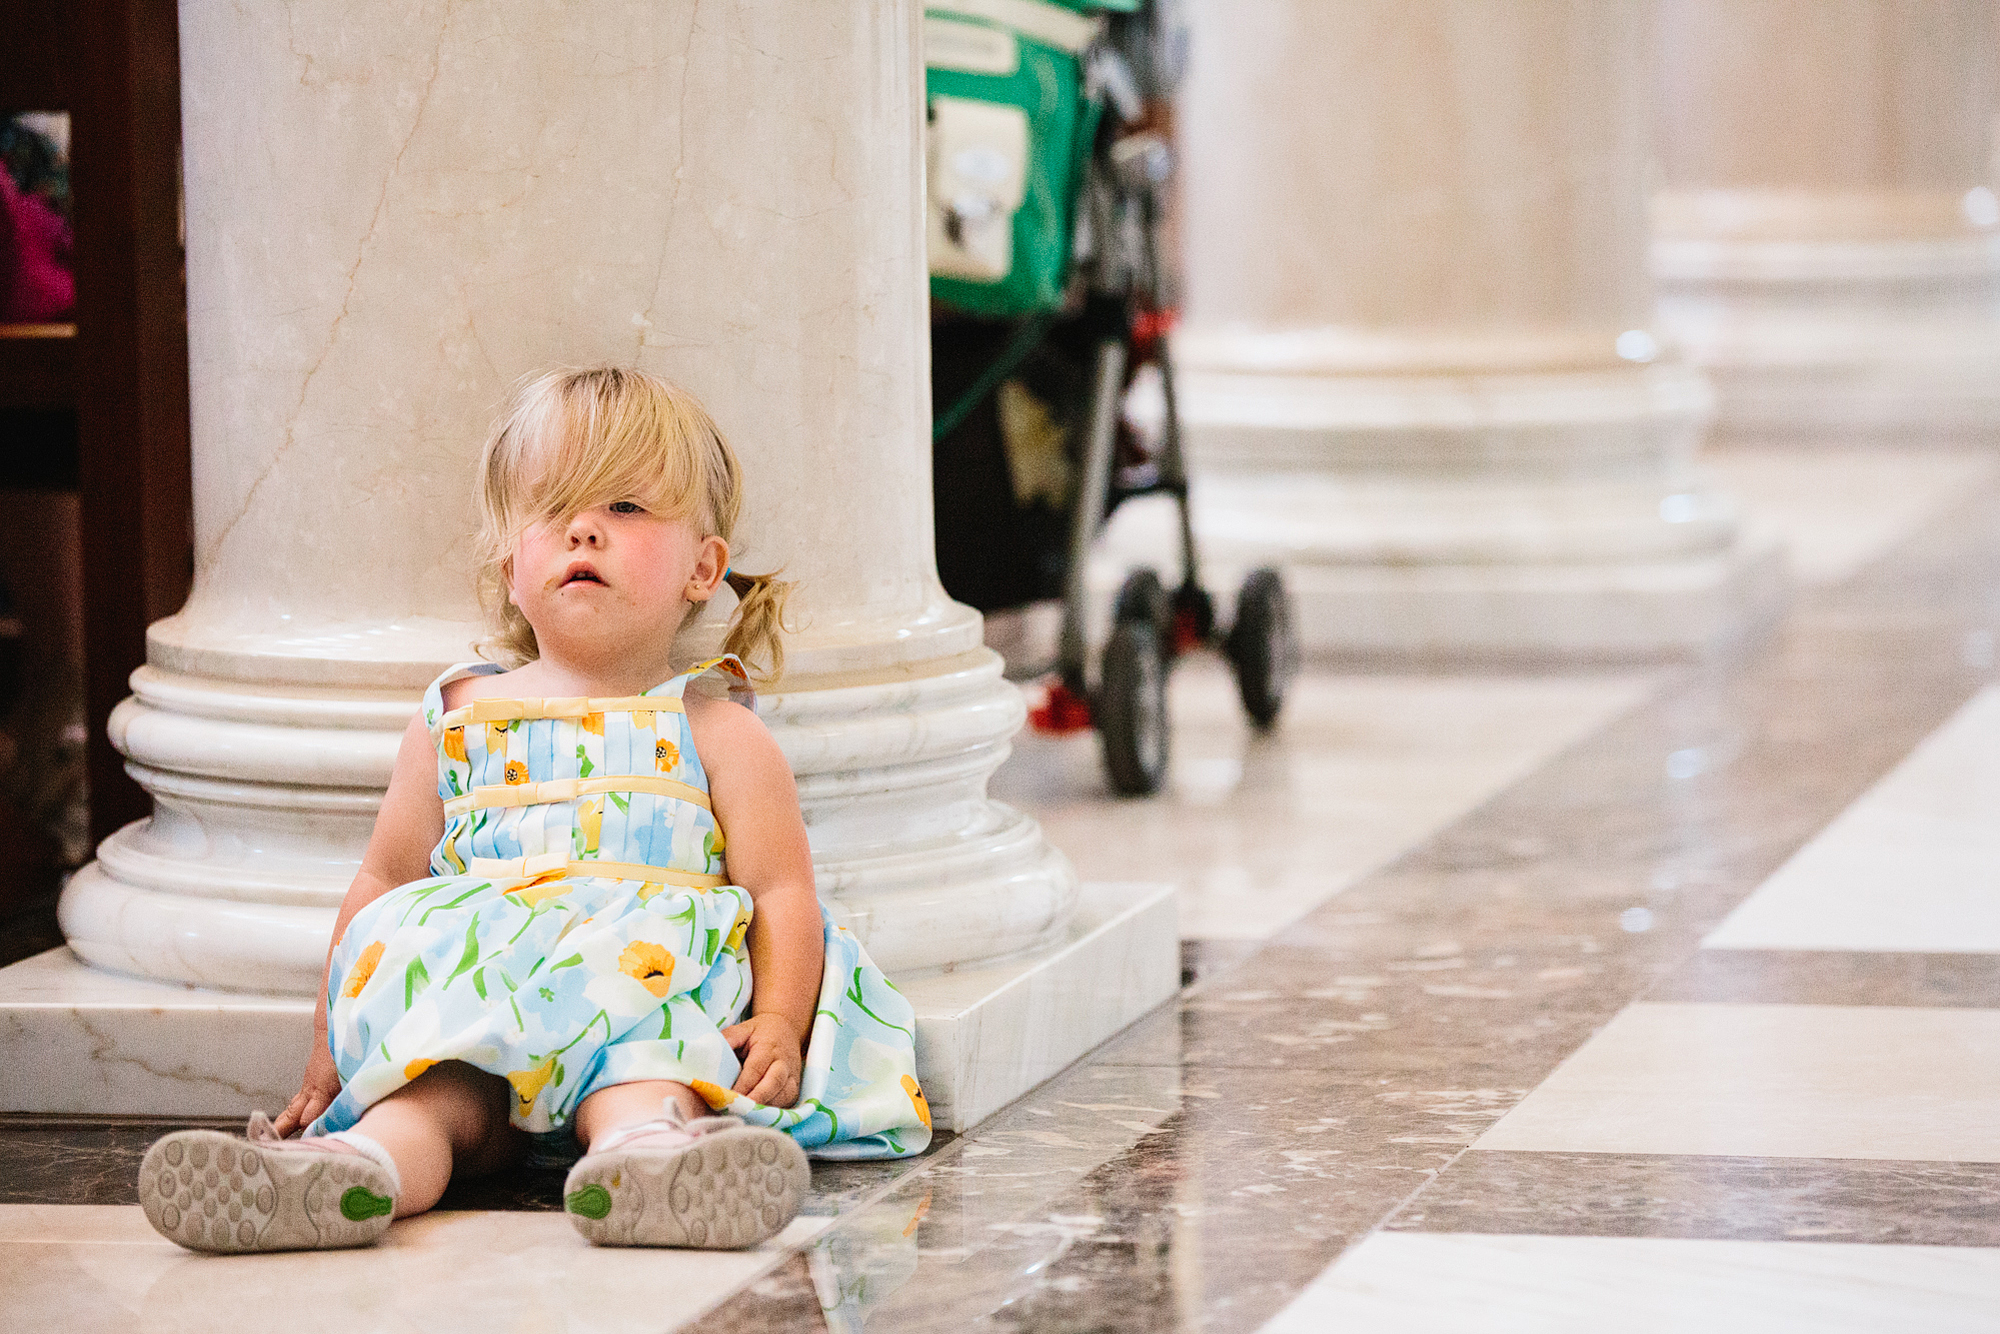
[925,0,1296,796]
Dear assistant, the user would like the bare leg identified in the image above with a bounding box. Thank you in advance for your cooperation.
[575,1079,705,1152]
[350,1061,524,1218]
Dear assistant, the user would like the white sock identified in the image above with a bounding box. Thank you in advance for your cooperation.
[323,1130,402,1194]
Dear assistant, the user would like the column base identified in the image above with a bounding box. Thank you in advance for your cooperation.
[1267,536,1788,660]
[0,883,1177,1132]
[1654,211,2000,440]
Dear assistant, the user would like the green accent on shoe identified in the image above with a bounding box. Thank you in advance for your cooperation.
[566,1183,613,1220]
[340,1186,395,1221]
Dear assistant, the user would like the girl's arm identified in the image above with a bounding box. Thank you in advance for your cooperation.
[272,712,445,1134]
[688,692,821,1108]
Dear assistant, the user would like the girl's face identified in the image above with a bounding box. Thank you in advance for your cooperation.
[507,499,728,666]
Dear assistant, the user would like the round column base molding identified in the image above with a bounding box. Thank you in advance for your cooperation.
[1153,351,1714,475]
[64,645,1077,992]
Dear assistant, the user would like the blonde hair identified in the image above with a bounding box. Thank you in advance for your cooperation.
[472,366,794,680]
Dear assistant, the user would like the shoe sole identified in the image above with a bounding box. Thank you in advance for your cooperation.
[563,1126,810,1249]
[138,1130,396,1253]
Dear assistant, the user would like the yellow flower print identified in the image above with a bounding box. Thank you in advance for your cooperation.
[504,760,530,786]
[505,1057,557,1116]
[636,881,665,902]
[404,1058,437,1081]
[902,1074,931,1129]
[485,720,510,753]
[342,941,385,998]
[690,1078,734,1111]
[581,712,604,736]
[510,876,570,909]
[440,726,466,762]
[655,739,679,772]
[724,905,753,953]
[579,798,603,854]
[632,710,655,731]
[617,940,676,998]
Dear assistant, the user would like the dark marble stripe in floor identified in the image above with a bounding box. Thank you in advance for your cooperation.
[0,1116,945,1218]
[695,485,2000,1334]
[1386,1150,2000,1246]
[1648,948,2000,1008]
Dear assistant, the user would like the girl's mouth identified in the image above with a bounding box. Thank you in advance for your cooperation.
[560,564,606,588]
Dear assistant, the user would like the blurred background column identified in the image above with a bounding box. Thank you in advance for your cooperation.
[1160,0,1783,658]
[1654,0,2000,440]
[14,0,1170,1128]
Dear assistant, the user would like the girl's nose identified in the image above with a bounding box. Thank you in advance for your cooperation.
[566,514,604,547]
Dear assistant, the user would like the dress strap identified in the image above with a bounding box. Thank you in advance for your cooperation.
[654,654,757,710]
[422,661,506,731]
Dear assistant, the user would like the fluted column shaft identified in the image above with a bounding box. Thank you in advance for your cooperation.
[60,0,1076,995]
[1654,0,2000,436]
[1156,0,1780,657]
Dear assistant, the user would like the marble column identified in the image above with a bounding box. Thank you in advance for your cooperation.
[9,0,1174,1129]
[1654,0,2000,438]
[1144,0,1782,658]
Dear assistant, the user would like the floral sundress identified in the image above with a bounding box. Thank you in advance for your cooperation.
[307,656,933,1161]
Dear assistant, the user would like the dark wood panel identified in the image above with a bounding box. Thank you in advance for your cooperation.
[68,0,193,844]
[0,326,76,409]
[0,1,72,113]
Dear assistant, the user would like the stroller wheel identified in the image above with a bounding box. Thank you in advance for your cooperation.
[1226,567,1297,729]
[1099,619,1169,796]
[1114,567,1172,644]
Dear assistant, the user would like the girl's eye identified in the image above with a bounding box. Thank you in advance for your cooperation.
[608,501,645,515]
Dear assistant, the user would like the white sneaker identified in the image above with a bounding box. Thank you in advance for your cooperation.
[563,1100,809,1249]
[138,1112,398,1253]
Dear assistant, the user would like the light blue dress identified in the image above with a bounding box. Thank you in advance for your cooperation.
[307,656,933,1161]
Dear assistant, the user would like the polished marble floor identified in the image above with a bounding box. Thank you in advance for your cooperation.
[5,444,2000,1331]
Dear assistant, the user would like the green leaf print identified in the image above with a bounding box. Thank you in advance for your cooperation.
[421,884,487,926]
[445,916,482,986]
[445,770,462,796]
[846,968,911,1038]
[396,885,446,926]
[801,1098,840,1140]
[576,744,594,778]
[500,967,518,992]
[881,1129,903,1154]
[472,968,488,1000]
[659,1006,673,1039]
[703,928,719,964]
[815,1007,843,1027]
[538,986,555,1002]
[549,953,583,972]
[609,791,629,813]
[404,956,430,1008]
[510,997,524,1029]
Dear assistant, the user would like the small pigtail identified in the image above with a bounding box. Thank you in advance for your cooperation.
[721,569,795,683]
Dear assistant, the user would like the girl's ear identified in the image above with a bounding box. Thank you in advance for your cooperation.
[686,534,730,604]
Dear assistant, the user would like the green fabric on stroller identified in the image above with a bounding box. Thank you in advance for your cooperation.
[924,0,1135,318]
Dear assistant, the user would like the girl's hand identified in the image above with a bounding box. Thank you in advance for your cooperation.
[722,1013,806,1108]
[272,1043,342,1137]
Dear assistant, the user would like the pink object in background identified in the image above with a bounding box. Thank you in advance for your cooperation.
[0,168,74,323]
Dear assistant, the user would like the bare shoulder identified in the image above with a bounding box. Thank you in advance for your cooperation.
[684,691,789,781]
[439,662,540,711]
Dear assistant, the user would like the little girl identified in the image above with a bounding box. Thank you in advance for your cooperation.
[139,367,932,1254]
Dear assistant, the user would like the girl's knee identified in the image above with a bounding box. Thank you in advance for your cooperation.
[386,1062,512,1144]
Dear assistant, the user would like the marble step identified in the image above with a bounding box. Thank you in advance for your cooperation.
[0,881,1176,1134]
